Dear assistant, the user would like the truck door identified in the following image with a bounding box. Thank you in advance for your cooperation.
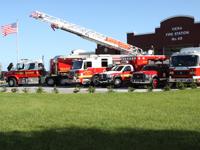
[83,61,93,78]
[122,66,133,80]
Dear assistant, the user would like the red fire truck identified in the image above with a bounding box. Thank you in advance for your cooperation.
[67,55,117,85]
[97,55,168,87]
[169,47,200,84]
[46,51,89,86]
[30,11,147,85]
[4,59,45,87]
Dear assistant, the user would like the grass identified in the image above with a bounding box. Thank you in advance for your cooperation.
[0,90,200,150]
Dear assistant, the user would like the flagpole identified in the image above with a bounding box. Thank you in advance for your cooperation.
[16,20,19,63]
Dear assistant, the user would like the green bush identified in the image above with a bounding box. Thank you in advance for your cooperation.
[190,82,197,89]
[107,85,114,93]
[11,88,18,93]
[0,86,7,92]
[176,82,185,90]
[22,88,29,93]
[88,86,95,93]
[147,85,153,92]
[128,87,135,92]
[163,84,171,91]
[52,87,59,94]
[36,87,45,93]
[73,86,80,93]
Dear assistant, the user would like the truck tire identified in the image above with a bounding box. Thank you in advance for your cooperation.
[8,78,17,87]
[46,77,55,86]
[92,75,100,86]
[152,78,159,89]
[59,78,66,86]
[114,78,122,88]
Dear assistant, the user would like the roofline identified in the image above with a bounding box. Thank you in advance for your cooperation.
[127,32,155,36]
[160,15,195,24]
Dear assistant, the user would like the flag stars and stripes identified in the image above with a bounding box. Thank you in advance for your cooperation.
[1,22,18,36]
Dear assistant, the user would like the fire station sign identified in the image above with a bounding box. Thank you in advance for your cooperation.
[165,26,190,41]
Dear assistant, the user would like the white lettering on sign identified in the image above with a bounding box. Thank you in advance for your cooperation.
[165,26,190,41]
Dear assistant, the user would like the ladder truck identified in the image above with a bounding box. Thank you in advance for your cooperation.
[30,11,143,55]
[30,11,145,85]
[30,11,169,87]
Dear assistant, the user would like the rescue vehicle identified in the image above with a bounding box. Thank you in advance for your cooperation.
[131,64,169,89]
[45,50,90,86]
[97,64,134,87]
[4,59,45,87]
[67,55,115,85]
[97,55,168,87]
[169,47,200,84]
[30,11,145,86]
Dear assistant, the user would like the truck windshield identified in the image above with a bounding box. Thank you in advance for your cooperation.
[113,66,124,71]
[143,65,158,71]
[72,61,83,70]
[171,55,198,67]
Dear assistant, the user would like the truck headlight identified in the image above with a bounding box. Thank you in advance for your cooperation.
[145,74,151,79]
[169,71,174,75]
[189,69,195,75]
[107,74,113,79]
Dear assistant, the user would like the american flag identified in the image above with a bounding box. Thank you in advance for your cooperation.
[1,22,18,36]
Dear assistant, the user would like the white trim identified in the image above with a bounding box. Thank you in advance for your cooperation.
[193,76,200,79]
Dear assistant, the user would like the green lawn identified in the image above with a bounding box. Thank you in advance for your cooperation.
[0,90,200,150]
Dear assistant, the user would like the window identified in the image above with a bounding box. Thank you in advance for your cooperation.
[114,66,124,71]
[28,63,36,70]
[72,61,83,70]
[101,59,108,67]
[143,65,158,71]
[84,61,92,69]
[124,66,132,72]
[171,55,198,67]
[16,63,24,70]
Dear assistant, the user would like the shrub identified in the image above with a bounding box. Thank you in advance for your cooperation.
[36,87,45,93]
[163,84,171,91]
[147,85,153,92]
[11,88,18,93]
[128,87,135,92]
[73,86,80,93]
[190,82,197,89]
[107,85,114,93]
[22,88,29,93]
[0,86,7,92]
[52,86,59,94]
[88,86,95,93]
[176,82,185,90]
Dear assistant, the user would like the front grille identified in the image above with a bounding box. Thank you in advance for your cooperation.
[69,71,75,77]
[132,74,145,80]
[99,74,107,81]
[174,71,189,75]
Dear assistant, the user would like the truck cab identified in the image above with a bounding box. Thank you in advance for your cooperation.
[97,64,134,87]
[169,47,200,84]
[131,64,169,88]
[5,59,45,87]
[68,55,113,85]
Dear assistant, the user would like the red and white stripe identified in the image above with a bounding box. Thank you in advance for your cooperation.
[1,22,18,36]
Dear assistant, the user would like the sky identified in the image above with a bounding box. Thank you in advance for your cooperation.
[0,0,200,70]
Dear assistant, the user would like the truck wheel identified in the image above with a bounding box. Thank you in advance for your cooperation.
[92,75,99,86]
[59,78,66,86]
[114,78,122,88]
[132,84,138,88]
[8,78,17,87]
[46,77,55,86]
[152,78,159,89]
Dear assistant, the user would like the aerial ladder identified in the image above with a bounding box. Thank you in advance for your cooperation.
[30,11,143,55]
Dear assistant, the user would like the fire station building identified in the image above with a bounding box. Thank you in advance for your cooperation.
[96,16,200,55]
